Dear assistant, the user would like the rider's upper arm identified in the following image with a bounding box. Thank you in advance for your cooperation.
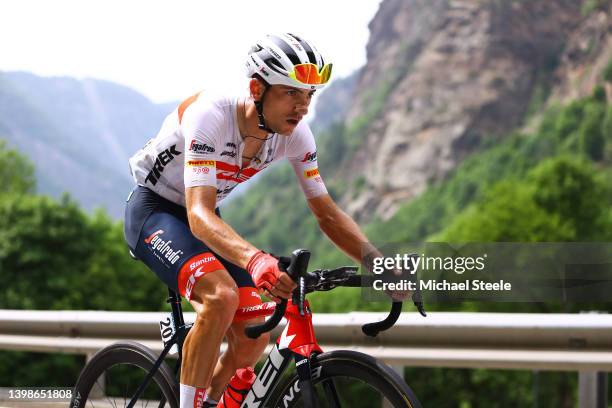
[185,185,217,225]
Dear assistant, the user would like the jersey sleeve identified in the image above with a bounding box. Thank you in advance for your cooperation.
[287,122,328,199]
[180,99,223,189]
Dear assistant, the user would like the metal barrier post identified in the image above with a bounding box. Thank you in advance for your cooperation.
[578,371,608,408]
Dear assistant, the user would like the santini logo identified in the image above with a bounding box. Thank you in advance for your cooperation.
[144,230,183,265]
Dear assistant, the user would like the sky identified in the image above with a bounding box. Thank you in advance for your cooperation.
[0,0,382,103]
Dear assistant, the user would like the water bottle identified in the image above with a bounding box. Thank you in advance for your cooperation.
[218,367,256,408]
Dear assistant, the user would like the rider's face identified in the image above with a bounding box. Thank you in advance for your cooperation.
[262,85,315,135]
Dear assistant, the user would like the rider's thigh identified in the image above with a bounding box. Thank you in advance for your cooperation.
[188,269,240,318]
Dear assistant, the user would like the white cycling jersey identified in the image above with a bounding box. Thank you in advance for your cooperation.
[128,91,327,206]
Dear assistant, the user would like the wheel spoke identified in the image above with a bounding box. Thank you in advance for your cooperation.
[72,343,180,408]
[321,378,342,408]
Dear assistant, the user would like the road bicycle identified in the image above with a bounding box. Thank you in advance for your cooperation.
[70,249,425,407]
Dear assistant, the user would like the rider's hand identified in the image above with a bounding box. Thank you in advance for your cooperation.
[385,268,412,302]
[246,251,297,302]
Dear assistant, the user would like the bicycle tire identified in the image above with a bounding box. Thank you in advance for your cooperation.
[70,340,179,408]
[267,350,421,408]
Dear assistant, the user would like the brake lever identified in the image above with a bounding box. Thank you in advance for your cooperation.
[412,290,427,317]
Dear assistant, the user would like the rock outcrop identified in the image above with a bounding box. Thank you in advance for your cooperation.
[335,0,611,222]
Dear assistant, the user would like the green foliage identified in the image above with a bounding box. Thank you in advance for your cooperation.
[0,193,166,310]
[604,58,612,83]
[406,367,576,407]
[434,180,573,242]
[529,156,610,239]
[0,139,36,195]
[0,143,169,386]
[581,0,607,16]
[578,98,606,160]
[603,106,612,161]
[436,157,611,242]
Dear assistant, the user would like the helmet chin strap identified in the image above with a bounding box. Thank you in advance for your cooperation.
[253,82,276,135]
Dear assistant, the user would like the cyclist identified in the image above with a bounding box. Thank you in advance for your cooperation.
[124,33,400,408]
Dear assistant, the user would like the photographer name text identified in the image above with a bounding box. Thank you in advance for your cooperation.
[373,279,512,292]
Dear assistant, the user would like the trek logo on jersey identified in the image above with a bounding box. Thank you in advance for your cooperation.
[185,265,208,300]
[144,145,181,186]
[239,301,275,314]
[304,168,320,178]
[301,151,317,163]
[144,230,183,265]
[189,139,215,154]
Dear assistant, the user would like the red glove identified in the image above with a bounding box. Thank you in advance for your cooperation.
[246,251,281,292]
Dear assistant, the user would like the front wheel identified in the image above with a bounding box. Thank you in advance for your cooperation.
[268,350,422,408]
[70,341,179,408]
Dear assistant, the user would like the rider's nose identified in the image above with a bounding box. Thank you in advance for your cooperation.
[295,104,308,115]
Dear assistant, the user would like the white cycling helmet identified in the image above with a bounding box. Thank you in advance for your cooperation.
[246,33,333,91]
[245,33,333,133]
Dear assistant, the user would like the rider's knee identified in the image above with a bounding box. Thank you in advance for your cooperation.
[192,277,239,320]
[207,285,239,315]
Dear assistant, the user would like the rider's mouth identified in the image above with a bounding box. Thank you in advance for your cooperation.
[287,118,300,126]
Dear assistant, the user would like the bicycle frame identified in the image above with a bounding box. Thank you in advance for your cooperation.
[240,299,326,408]
[125,288,187,408]
[126,288,330,408]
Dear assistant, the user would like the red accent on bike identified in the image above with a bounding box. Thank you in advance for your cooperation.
[277,300,323,356]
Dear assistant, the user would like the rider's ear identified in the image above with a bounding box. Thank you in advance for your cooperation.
[249,76,266,101]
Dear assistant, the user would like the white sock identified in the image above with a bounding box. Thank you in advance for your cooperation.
[179,383,207,408]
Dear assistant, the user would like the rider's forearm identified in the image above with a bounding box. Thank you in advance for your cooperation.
[188,204,259,269]
[317,206,374,265]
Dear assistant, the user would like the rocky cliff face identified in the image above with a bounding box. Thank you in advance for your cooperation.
[338,0,609,222]
[547,1,612,105]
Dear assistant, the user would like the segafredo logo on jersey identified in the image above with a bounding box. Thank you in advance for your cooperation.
[301,151,317,163]
[189,139,215,154]
[143,230,183,265]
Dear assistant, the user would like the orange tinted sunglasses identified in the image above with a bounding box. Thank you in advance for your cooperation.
[289,63,333,85]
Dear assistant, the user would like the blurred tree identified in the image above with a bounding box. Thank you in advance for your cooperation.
[0,139,36,195]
